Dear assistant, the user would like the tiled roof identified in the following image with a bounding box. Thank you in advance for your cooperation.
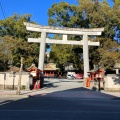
[7,66,21,72]
[44,63,59,71]
[27,63,42,72]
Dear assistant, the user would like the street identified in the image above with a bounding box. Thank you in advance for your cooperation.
[0,78,120,120]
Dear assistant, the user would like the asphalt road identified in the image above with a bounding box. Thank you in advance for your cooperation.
[0,78,120,120]
[0,97,120,120]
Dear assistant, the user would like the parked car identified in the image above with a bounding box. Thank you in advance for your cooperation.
[67,74,75,80]
[74,73,84,79]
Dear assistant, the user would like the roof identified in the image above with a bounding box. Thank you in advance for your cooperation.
[27,63,42,72]
[7,66,22,72]
[44,63,59,71]
[88,68,104,73]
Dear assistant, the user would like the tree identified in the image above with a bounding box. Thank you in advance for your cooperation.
[48,2,84,71]
[98,38,120,69]
[112,0,120,5]
[112,0,120,43]
[0,14,42,71]
[0,14,31,38]
[78,0,120,69]
[16,57,23,95]
[48,2,81,27]
[48,0,120,71]
[0,36,15,71]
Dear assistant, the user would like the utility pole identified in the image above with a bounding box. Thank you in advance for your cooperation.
[16,57,23,95]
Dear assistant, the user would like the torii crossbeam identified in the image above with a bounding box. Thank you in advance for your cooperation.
[24,22,104,78]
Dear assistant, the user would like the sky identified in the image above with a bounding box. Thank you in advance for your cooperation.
[0,0,113,26]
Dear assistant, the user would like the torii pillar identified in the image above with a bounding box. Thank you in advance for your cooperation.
[24,22,104,79]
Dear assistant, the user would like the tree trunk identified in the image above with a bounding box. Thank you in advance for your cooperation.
[16,57,23,95]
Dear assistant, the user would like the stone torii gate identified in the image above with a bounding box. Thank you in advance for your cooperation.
[24,22,104,78]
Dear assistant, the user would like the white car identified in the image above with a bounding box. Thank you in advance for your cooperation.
[67,74,75,79]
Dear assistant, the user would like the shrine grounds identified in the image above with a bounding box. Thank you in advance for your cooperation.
[0,78,120,120]
[0,78,120,98]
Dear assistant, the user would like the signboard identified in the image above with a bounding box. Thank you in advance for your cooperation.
[30,71,36,77]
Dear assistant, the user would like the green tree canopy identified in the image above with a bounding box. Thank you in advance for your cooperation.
[0,14,41,71]
[48,0,120,71]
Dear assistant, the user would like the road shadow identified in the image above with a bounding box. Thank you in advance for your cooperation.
[0,79,120,120]
[31,87,120,99]
[27,78,120,99]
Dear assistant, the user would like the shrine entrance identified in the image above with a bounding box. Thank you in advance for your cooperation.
[24,22,104,79]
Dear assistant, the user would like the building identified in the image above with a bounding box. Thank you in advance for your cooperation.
[44,63,59,77]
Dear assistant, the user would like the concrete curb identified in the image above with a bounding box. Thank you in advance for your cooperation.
[0,94,30,98]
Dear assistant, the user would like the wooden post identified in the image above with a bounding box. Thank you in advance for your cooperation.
[16,57,23,95]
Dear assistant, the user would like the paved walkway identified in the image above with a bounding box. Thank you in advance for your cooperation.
[0,78,120,99]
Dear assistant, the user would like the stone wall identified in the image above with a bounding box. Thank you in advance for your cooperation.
[89,79,104,91]
[0,72,33,90]
[104,74,120,91]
